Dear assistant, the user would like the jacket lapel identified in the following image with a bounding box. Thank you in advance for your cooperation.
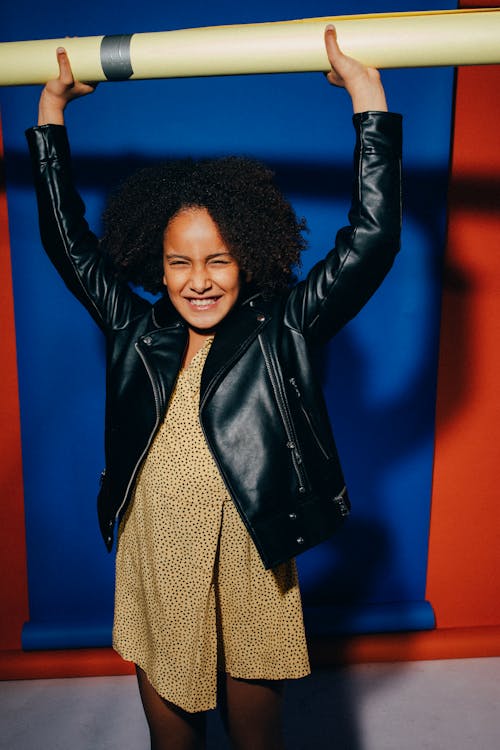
[200,299,270,405]
[151,291,272,407]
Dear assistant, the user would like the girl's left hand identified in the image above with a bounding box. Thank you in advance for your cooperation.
[324,25,388,113]
[38,47,98,126]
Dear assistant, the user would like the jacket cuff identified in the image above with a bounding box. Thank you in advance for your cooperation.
[352,111,402,157]
[25,124,71,168]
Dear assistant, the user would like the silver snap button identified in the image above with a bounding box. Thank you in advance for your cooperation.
[257,314,265,322]
[298,486,306,494]
[143,336,153,345]
[296,536,305,545]
[288,512,297,520]
[286,441,296,450]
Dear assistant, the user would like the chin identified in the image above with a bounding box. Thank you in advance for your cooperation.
[187,314,221,331]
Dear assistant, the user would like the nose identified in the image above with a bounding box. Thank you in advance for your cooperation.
[189,266,212,294]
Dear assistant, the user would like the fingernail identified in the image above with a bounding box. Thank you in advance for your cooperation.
[56,47,65,54]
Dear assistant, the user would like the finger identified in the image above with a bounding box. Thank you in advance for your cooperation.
[324,24,337,43]
[324,24,341,64]
[55,47,75,85]
[325,70,345,88]
[324,25,346,87]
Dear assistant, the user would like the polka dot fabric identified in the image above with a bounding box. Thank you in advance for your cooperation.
[113,337,310,713]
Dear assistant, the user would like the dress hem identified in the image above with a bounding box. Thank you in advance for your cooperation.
[113,643,311,714]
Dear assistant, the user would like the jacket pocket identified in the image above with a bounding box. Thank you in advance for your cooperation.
[288,377,330,460]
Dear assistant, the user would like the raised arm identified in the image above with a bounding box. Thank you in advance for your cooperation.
[284,26,401,344]
[27,49,148,331]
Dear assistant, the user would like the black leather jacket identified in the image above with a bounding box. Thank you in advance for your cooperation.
[26,111,402,569]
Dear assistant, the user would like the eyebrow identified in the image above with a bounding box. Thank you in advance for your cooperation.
[164,251,233,260]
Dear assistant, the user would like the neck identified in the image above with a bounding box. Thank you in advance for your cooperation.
[183,328,213,368]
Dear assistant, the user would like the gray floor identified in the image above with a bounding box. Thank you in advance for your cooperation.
[1,658,499,749]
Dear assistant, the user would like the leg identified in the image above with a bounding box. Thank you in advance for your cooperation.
[218,674,285,750]
[136,666,207,750]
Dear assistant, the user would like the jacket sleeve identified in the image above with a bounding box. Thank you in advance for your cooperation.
[25,124,150,332]
[284,111,402,345]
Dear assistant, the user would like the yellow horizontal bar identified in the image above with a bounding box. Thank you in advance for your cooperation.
[1,9,499,87]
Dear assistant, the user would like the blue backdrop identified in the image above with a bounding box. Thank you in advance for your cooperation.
[0,0,455,648]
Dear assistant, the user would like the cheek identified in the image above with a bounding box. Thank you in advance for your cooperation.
[165,286,183,316]
[225,269,243,295]
[162,271,180,298]
[162,267,181,291]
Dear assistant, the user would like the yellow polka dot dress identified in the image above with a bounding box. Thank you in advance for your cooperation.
[113,337,310,713]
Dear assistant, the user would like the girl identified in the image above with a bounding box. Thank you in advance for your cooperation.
[27,26,401,750]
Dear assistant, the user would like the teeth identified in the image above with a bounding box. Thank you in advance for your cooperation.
[189,298,217,307]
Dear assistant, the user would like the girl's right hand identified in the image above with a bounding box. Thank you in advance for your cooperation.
[324,25,387,113]
[38,47,97,125]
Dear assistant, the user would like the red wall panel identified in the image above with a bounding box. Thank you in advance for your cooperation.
[0,118,29,649]
[426,60,500,628]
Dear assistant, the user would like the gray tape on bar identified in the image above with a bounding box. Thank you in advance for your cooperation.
[100,35,134,81]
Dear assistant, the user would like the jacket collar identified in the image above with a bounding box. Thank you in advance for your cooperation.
[149,286,272,404]
[200,294,270,404]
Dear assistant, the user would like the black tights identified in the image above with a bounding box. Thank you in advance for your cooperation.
[136,666,285,750]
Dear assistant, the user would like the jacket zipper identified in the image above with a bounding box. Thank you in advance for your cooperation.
[258,335,309,493]
[288,377,330,461]
[113,342,163,522]
[289,376,349,516]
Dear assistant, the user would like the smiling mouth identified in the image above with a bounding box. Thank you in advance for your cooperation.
[186,297,221,310]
